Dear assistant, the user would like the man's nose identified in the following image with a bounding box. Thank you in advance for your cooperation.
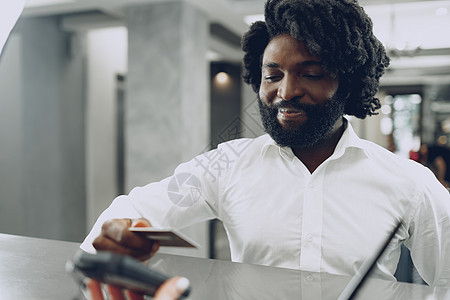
[277,76,305,101]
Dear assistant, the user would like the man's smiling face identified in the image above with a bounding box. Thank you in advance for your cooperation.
[258,34,346,148]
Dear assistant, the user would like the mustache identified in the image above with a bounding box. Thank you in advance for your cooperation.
[264,100,320,115]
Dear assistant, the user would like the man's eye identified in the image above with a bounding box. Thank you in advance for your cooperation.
[264,75,280,82]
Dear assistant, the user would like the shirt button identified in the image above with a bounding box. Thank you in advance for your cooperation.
[306,274,314,281]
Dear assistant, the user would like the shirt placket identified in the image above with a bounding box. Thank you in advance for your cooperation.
[299,171,324,272]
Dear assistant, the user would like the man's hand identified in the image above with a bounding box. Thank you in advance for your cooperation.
[92,218,160,261]
[154,277,191,300]
[87,277,190,300]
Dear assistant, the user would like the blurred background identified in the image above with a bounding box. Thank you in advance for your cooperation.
[0,0,449,283]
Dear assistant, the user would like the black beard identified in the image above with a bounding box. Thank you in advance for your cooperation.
[258,92,346,148]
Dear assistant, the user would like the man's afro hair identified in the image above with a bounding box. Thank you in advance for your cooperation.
[241,0,390,119]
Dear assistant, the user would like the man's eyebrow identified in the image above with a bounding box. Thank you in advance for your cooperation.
[262,60,324,69]
[262,62,280,69]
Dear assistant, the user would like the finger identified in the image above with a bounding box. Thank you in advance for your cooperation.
[124,289,145,300]
[153,277,190,300]
[94,218,159,259]
[119,218,160,259]
[93,235,158,261]
[129,218,161,258]
[100,219,132,243]
[106,284,126,300]
[86,279,104,300]
[131,218,152,227]
[101,218,156,251]
[120,228,155,251]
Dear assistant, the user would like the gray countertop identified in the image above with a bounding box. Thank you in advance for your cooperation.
[1,233,449,299]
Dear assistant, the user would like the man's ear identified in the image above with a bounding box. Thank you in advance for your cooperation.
[342,78,351,100]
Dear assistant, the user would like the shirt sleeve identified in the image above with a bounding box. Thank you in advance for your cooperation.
[79,144,237,253]
[405,171,450,287]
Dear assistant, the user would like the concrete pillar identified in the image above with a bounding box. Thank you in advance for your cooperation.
[0,16,86,242]
[125,2,210,257]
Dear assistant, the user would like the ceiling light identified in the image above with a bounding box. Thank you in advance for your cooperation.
[214,72,230,85]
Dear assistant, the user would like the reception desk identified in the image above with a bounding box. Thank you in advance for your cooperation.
[0,233,449,299]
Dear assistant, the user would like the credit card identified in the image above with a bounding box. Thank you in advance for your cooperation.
[129,227,200,248]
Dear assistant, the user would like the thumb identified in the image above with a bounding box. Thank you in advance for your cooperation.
[153,277,190,300]
[130,218,152,228]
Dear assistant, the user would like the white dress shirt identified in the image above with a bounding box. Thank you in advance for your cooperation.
[0,1,25,56]
[81,120,450,286]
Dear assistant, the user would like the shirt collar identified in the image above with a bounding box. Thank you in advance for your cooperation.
[260,117,369,159]
[332,117,369,159]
